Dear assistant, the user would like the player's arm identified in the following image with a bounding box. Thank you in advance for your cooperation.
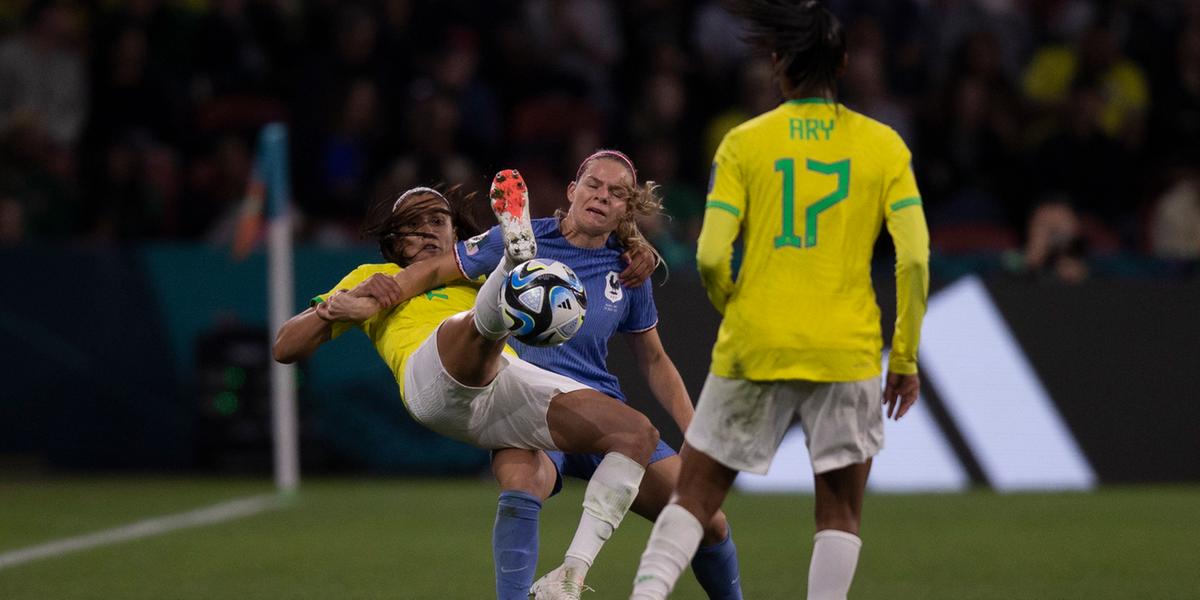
[624,327,694,434]
[272,307,333,364]
[380,251,466,306]
[618,240,659,287]
[272,262,416,364]
[273,286,386,364]
[881,147,930,419]
[696,137,746,314]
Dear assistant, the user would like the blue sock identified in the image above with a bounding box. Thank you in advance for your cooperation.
[493,490,542,600]
[691,526,743,599]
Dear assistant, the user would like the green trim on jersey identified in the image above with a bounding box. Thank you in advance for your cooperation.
[309,295,325,306]
[706,200,742,218]
[890,197,923,212]
[786,97,835,105]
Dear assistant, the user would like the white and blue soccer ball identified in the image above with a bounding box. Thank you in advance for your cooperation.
[500,259,587,347]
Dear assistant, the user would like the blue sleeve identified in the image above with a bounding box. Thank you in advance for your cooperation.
[454,225,505,279]
[618,281,659,333]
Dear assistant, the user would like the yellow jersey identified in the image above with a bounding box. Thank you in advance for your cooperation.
[313,263,485,398]
[697,98,929,382]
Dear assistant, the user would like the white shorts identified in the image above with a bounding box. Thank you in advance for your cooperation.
[686,373,884,475]
[401,323,588,450]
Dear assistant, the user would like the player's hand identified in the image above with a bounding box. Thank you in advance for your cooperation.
[619,242,657,287]
[349,273,404,307]
[318,290,382,322]
[883,371,920,420]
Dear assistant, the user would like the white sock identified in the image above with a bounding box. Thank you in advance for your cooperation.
[807,529,862,600]
[562,452,645,579]
[472,255,517,340]
[630,503,704,600]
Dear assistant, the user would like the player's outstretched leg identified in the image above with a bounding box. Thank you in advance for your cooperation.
[530,452,645,600]
[474,168,536,340]
[531,390,659,599]
[491,168,536,262]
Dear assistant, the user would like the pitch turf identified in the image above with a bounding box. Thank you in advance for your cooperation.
[1,476,1197,599]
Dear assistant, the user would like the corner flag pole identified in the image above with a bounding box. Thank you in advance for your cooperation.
[261,123,299,493]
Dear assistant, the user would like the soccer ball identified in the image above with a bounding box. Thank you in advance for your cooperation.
[500,259,587,347]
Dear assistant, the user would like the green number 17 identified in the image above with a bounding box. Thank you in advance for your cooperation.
[773,158,850,248]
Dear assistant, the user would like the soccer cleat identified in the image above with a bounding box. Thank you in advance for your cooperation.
[490,168,537,263]
[528,564,593,600]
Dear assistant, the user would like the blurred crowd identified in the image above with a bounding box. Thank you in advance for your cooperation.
[1,0,1198,279]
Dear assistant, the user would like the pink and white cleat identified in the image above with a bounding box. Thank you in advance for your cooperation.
[490,169,537,263]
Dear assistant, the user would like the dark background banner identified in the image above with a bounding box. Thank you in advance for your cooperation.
[2,246,1195,484]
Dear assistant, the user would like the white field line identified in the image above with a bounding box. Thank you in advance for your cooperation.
[0,494,282,570]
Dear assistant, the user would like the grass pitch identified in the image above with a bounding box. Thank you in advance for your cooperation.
[1,476,1197,599]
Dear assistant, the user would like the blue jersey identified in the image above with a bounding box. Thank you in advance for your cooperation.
[455,218,659,401]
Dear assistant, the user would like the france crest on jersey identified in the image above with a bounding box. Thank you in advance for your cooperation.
[455,218,658,401]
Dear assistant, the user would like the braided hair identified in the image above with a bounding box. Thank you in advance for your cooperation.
[726,0,846,98]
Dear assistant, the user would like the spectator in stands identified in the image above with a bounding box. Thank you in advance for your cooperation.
[1149,163,1200,261]
[321,79,385,216]
[703,59,776,164]
[1023,20,1150,146]
[841,17,914,143]
[634,136,701,268]
[0,0,86,163]
[1030,79,1132,243]
[1023,197,1090,283]
[1148,18,1200,163]
[691,0,751,80]
[428,30,502,161]
[190,0,289,100]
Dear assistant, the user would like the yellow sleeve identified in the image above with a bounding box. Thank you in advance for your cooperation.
[310,264,396,339]
[881,143,930,374]
[696,133,746,314]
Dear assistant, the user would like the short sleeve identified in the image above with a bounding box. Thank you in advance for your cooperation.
[618,280,658,333]
[310,264,395,339]
[454,225,505,279]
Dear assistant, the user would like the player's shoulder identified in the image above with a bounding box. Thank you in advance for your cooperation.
[840,106,905,144]
[838,106,910,164]
[341,263,400,279]
[328,263,398,294]
[725,107,782,142]
[532,217,560,237]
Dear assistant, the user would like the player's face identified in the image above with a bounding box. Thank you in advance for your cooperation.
[395,203,454,264]
[567,159,633,235]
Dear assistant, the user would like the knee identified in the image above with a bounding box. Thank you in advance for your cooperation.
[493,459,555,501]
[701,510,730,546]
[611,414,659,464]
[513,471,555,501]
[632,416,661,462]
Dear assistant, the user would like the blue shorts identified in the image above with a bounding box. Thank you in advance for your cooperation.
[546,440,676,497]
